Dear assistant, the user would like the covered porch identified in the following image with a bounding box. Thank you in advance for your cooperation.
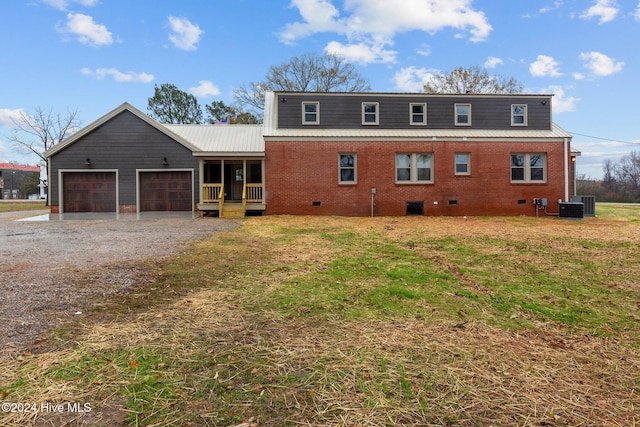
[198,158,265,217]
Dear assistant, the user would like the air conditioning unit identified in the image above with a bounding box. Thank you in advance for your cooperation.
[572,195,596,216]
[559,202,584,219]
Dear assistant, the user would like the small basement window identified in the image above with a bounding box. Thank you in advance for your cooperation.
[312,201,321,207]
[406,201,424,215]
[449,199,458,206]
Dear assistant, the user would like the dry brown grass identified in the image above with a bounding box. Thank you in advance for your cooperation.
[1,214,639,426]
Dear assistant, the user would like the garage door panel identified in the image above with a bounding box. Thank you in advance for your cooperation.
[63,172,116,213]
[139,171,192,212]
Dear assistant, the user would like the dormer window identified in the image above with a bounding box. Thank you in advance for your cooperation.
[410,103,427,125]
[362,102,379,125]
[455,104,471,126]
[302,102,319,125]
[511,104,527,126]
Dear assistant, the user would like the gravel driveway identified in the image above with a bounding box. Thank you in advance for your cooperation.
[0,211,238,355]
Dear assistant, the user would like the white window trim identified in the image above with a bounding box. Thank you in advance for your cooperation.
[511,104,528,127]
[455,153,471,175]
[362,102,379,125]
[510,153,546,183]
[302,101,320,125]
[338,153,357,184]
[410,103,427,126]
[455,103,471,126]
[395,153,434,184]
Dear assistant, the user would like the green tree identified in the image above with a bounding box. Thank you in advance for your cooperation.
[204,101,259,124]
[234,52,371,114]
[424,65,523,94]
[147,83,203,124]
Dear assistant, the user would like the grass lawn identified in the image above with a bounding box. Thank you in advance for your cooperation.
[1,209,639,426]
[0,201,46,212]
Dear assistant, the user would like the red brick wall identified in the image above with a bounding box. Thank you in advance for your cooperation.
[265,140,569,216]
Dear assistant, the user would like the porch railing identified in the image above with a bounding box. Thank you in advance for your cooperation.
[202,183,224,203]
[245,183,263,203]
[202,183,263,204]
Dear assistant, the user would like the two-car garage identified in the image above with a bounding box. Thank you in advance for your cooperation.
[60,170,193,213]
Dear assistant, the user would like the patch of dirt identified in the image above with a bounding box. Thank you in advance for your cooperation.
[0,213,239,357]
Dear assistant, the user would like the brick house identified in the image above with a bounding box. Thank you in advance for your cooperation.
[263,91,575,216]
[45,91,576,217]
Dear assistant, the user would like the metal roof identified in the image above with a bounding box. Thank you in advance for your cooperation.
[164,124,264,155]
[263,123,572,140]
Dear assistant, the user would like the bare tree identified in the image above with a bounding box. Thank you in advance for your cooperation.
[234,52,371,115]
[9,107,81,164]
[424,65,523,94]
[8,107,81,204]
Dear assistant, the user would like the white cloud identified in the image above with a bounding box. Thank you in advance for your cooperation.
[57,13,113,47]
[0,108,25,128]
[279,0,492,64]
[542,85,578,113]
[579,51,624,76]
[580,0,619,24]
[189,80,221,98]
[81,68,154,83]
[325,40,397,64]
[484,56,503,69]
[392,66,438,92]
[635,1,640,21]
[41,0,98,11]
[529,55,562,77]
[168,16,203,51]
[415,44,431,57]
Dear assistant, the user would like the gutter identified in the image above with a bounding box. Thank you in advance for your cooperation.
[564,137,569,202]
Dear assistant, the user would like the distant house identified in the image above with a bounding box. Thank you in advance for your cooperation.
[0,163,41,200]
[45,91,577,217]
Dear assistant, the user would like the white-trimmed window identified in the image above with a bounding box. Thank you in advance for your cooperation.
[339,153,356,184]
[511,104,527,126]
[455,104,471,126]
[455,153,470,175]
[396,153,433,183]
[302,102,319,125]
[362,102,379,125]
[410,103,427,125]
[511,153,546,182]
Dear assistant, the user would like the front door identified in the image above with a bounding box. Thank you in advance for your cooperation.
[224,161,244,201]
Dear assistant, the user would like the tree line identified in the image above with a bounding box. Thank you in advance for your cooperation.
[577,152,640,202]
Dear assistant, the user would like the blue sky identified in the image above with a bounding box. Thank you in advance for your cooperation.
[1,0,639,178]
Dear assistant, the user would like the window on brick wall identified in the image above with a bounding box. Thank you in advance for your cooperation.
[455,153,470,175]
[510,153,546,182]
[339,153,357,184]
[396,153,433,183]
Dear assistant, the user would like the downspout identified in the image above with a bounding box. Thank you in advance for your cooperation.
[563,137,569,202]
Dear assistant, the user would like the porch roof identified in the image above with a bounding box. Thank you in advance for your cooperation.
[165,124,264,156]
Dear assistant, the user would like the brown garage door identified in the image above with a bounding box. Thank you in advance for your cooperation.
[63,172,117,213]
[139,171,192,211]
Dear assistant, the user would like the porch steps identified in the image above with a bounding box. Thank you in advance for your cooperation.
[221,203,245,218]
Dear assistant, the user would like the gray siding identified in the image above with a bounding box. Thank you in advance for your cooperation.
[49,111,198,207]
[276,93,552,130]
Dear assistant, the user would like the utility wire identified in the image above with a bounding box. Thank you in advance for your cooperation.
[569,131,640,145]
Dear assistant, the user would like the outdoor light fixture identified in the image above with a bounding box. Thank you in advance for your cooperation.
[162,157,169,166]
[84,157,92,165]
[541,100,548,105]
[281,97,287,103]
